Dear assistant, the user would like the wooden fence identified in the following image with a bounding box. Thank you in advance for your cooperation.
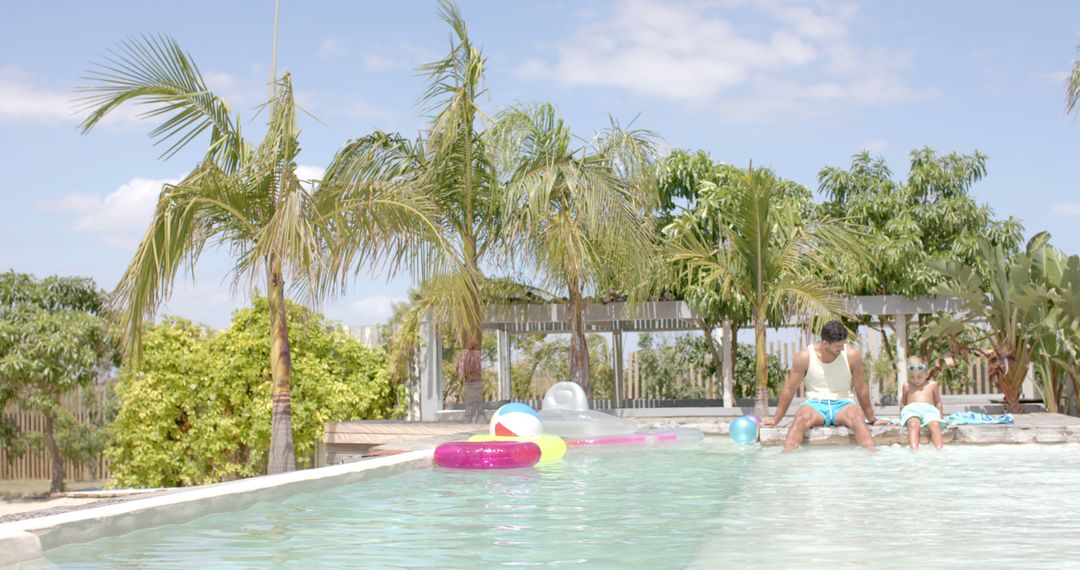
[1,387,111,481]
[623,340,996,401]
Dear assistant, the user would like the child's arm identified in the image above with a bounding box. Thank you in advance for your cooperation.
[900,381,908,408]
[932,381,944,417]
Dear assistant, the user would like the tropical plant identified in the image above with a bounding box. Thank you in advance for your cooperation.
[669,165,860,413]
[318,1,520,421]
[492,102,658,393]
[78,34,330,473]
[107,299,400,488]
[0,272,113,492]
[924,233,1078,413]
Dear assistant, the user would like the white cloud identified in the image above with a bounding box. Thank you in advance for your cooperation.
[1032,70,1069,84]
[295,164,325,183]
[35,177,178,248]
[351,295,405,323]
[295,164,325,192]
[319,36,348,59]
[861,139,889,153]
[299,89,397,120]
[0,66,74,123]
[37,165,327,243]
[1051,202,1080,217]
[0,65,189,128]
[516,0,933,122]
[357,42,439,71]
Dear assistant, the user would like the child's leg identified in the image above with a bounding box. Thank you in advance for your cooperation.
[928,422,943,449]
[906,418,921,450]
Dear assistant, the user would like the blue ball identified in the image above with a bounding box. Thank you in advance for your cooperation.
[729,416,758,445]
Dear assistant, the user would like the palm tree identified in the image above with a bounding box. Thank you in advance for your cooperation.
[1067,37,1080,116]
[79,35,327,474]
[491,103,657,392]
[318,1,500,421]
[668,165,860,413]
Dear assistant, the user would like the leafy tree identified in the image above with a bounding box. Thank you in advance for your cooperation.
[668,166,860,413]
[818,149,1023,357]
[493,103,657,394]
[77,34,361,473]
[731,343,787,399]
[107,299,400,487]
[0,272,113,493]
[509,333,613,399]
[632,334,784,400]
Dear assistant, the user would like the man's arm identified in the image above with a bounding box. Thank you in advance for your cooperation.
[849,348,883,424]
[762,350,808,426]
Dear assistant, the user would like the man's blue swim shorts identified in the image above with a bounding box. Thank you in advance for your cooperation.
[801,399,855,426]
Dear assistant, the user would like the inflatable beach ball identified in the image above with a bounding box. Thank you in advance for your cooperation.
[490,403,543,438]
[729,416,758,445]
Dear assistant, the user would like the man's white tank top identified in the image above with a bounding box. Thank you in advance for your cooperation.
[804,344,853,400]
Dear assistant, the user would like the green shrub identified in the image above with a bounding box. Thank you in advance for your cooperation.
[107,298,402,488]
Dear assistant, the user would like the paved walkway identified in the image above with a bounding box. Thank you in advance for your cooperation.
[0,489,169,523]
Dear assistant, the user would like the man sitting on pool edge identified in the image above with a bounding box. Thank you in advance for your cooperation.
[761,320,887,452]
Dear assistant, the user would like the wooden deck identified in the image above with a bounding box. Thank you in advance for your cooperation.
[318,421,482,466]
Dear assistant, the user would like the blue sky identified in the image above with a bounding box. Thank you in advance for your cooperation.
[2,0,1078,330]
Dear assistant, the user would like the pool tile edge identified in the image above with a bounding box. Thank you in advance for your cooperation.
[0,449,433,566]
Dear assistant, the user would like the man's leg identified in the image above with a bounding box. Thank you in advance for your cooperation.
[928,422,943,450]
[906,418,921,450]
[835,404,876,451]
[783,406,825,452]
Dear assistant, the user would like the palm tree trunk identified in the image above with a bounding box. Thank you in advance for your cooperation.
[877,316,895,363]
[1040,363,1059,414]
[993,351,1028,414]
[754,311,769,415]
[44,407,64,494]
[459,327,484,423]
[700,320,723,401]
[267,254,296,474]
[567,282,591,395]
[460,245,486,422]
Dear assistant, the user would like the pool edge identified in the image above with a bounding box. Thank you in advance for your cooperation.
[0,449,433,567]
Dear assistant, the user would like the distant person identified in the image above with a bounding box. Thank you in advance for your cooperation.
[899,355,946,450]
[762,320,885,452]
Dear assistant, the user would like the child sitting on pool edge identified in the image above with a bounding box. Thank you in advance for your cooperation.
[900,355,946,450]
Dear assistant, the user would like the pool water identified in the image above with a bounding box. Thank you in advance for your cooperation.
[34,440,1080,568]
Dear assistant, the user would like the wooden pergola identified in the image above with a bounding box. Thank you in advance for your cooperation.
[409,296,964,421]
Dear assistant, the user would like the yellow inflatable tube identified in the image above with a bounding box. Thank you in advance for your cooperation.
[468,434,566,464]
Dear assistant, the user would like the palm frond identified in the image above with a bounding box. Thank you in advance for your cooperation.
[77,34,246,170]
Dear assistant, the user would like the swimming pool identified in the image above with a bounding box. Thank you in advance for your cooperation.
[27,440,1080,568]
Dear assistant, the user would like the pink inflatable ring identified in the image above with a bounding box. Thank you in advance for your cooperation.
[433,440,542,469]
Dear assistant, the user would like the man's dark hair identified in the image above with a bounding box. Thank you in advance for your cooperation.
[821,320,848,343]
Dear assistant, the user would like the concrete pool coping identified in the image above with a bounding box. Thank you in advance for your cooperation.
[0,449,431,567]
